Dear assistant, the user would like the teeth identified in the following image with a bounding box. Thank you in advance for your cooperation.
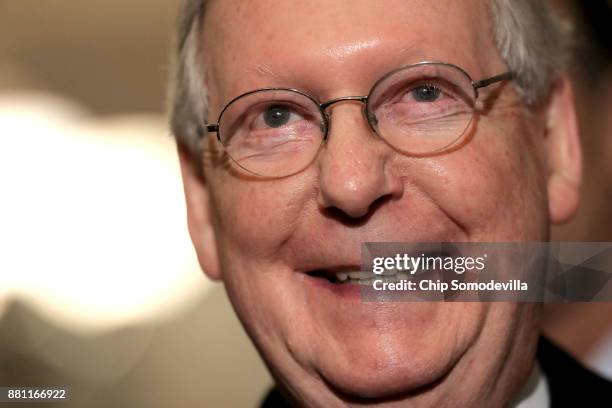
[357,277,376,286]
[332,271,371,281]
[381,268,399,276]
[348,271,371,279]
[396,272,409,280]
[333,270,411,283]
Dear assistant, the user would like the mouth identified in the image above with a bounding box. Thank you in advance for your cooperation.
[303,248,454,287]
[306,268,412,285]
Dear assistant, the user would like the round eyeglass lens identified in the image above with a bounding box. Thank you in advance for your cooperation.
[217,89,325,177]
[367,63,477,155]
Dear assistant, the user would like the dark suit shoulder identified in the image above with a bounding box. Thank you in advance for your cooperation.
[538,337,612,407]
[261,387,291,408]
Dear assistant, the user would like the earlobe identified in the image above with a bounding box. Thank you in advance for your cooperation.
[177,144,222,280]
[545,76,582,225]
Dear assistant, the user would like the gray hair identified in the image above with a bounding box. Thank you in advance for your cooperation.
[169,0,571,155]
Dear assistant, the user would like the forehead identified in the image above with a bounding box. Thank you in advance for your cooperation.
[202,0,501,105]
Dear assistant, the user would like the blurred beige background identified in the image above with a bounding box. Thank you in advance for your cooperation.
[0,0,177,114]
[0,1,271,407]
[0,1,610,407]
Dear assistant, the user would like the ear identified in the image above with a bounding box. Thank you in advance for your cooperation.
[177,144,222,280]
[544,76,583,225]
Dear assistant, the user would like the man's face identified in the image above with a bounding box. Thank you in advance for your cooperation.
[182,0,578,406]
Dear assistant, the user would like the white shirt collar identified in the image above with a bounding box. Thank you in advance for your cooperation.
[511,363,550,408]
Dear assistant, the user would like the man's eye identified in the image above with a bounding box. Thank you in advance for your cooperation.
[411,84,442,102]
[263,105,292,128]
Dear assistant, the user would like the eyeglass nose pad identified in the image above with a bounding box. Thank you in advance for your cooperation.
[362,107,379,136]
[366,110,378,126]
[321,112,331,141]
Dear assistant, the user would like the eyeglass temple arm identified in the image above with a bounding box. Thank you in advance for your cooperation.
[472,72,514,89]
[205,124,219,133]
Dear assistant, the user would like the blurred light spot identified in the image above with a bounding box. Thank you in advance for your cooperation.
[0,92,212,332]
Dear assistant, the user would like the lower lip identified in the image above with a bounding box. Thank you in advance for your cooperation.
[303,274,363,300]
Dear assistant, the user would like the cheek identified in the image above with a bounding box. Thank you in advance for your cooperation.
[420,114,549,240]
[208,173,313,259]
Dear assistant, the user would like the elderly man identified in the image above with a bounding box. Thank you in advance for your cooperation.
[170,0,609,406]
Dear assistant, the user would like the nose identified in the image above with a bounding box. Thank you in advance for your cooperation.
[316,104,404,219]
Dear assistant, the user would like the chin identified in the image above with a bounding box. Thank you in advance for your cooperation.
[312,304,482,400]
[243,291,485,405]
[318,356,449,400]
[223,261,492,405]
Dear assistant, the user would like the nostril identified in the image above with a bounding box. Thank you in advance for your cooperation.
[323,206,366,226]
[321,194,394,226]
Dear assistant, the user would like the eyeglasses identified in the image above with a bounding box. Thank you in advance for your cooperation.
[204,61,513,178]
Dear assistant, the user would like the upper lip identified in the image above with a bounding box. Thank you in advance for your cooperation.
[293,244,460,279]
[284,223,465,278]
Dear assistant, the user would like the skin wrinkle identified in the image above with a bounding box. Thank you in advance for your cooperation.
[179,0,581,406]
[324,40,381,63]
[405,157,472,236]
[244,63,278,79]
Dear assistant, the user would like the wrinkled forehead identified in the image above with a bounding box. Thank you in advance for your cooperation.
[201,0,503,106]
